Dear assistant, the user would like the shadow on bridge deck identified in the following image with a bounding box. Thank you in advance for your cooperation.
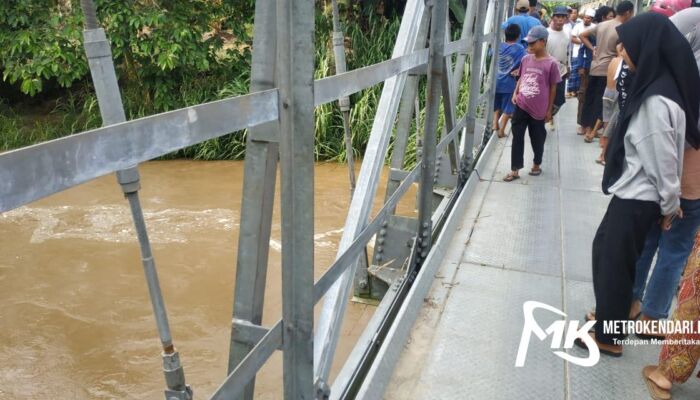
[385,99,700,400]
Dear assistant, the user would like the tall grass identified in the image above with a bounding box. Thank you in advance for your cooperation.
[1,11,472,165]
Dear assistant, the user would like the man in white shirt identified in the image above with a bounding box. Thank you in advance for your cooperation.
[565,6,579,36]
[547,6,571,116]
[569,8,595,97]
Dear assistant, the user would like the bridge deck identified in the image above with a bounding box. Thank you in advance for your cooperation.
[385,100,700,399]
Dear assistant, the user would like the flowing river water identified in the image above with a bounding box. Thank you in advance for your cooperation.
[0,160,418,399]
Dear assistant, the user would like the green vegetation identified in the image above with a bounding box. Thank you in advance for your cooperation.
[0,1,470,165]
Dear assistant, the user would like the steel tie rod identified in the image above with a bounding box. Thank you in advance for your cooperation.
[79,2,191,398]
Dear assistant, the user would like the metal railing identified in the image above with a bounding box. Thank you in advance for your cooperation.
[0,0,513,399]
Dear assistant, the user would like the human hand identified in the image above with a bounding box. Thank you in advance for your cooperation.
[661,208,684,231]
[512,93,517,105]
[545,111,553,123]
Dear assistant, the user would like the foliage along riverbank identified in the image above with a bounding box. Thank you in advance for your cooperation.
[1,2,469,166]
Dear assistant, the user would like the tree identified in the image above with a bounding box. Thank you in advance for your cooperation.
[0,0,253,110]
[0,1,87,96]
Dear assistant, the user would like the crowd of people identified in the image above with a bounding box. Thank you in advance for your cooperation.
[496,2,700,399]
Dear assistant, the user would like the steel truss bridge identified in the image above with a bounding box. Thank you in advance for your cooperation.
[0,0,608,399]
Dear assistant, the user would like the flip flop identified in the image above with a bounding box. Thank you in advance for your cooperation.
[584,136,594,143]
[529,169,542,176]
[642,366,672,400]
[595,159,606,166]
[574,337,623,358]
[503,173,520,182]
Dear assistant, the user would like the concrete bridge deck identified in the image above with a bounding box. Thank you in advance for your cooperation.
[384,100,700,400]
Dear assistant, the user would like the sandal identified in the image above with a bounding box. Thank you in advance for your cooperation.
[584,135,594,143]
[503,172,520,182]
[529,168,542,176]
[574,333,623,358]
[595,159,606,166]
[642,366,672,400]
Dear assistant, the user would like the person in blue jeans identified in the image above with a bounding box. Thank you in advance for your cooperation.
[493,24,527,138]
[632,9,700,338]
[632,200,700,335]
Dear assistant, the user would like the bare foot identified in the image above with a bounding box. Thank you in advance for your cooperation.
[648,367,673,391]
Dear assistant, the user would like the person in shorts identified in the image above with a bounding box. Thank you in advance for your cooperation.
[493,24,527,138]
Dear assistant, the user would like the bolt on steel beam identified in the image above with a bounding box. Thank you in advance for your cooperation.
[415,0,448,268]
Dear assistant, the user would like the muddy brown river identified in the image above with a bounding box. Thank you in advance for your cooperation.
[0,160,417,399]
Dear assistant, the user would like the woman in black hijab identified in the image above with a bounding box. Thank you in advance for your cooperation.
[577,12,700,357]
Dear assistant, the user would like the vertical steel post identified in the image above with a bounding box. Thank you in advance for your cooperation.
[277,0,315,397]
[79,2,191,399]
[314,0,426,387]
[383,12,430,208]
[227,0,279,399]
[484,0,505,136]
[441,10,459,174]
[330,0,358,195]
[416,0,448,266]
[452,0,478,97]
[328,0,373,300]
[461,0,487,182]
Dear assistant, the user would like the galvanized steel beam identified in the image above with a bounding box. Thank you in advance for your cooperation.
[211,322,284,400]
[462,0,487,179]
[483,0,506,135]
[0,89,278,213]
[276,0,316,398]
[329,0,358,195]
[452,0,478,96]
[313,0,426,386]
[383,12,430,207]
[227,0,279,399]
[314,49,429,106]
[415,0,448,268]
